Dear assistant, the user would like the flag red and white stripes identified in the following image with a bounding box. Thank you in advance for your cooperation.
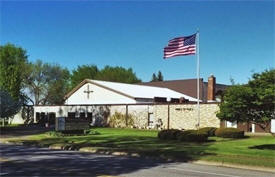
[163,34,196,59]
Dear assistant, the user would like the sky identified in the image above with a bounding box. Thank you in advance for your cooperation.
[1,0,274,85]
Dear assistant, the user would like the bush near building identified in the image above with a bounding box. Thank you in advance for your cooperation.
[177,130,208,142]
[158,127,245,142]
[198,127,217,137]
[108,112,134,128]
[215,128,245,138]
[157,129,182,140]
[158,129,208,142]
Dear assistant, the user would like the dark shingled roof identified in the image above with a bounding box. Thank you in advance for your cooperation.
[138,78,228,102]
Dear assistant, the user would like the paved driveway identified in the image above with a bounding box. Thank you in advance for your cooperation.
[1,143,274,177]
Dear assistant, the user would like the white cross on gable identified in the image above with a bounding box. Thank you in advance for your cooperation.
[84,85,93,99]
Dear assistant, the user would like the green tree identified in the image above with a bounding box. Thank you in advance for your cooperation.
[47,65,70,105]
[151,71,164,82]
[24,60,48,105]
[151,73,158,82]
[0,44,28,100]
[217,69,275,132]
[248,69,275,129]
[0,90,22,119]
[95,66,141,83]
[71,65,98,89]
[24,60,70,105]
[157,71,164,81]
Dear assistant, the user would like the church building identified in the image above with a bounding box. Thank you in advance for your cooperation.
[33,75,228,130]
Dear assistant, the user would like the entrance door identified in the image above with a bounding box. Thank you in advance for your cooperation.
[49,113,56,125]
[251,123,255,133]
[148,113,154,128]
[87,112,93,125]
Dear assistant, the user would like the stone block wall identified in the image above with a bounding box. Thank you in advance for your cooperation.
[153,104,220,130]
[170,104,219,129]
[108,105,152,128]
[154,105,169,129]
[169,104,198,130]
[128,105,151,128]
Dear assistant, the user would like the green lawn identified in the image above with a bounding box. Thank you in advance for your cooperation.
[7,128,275,168]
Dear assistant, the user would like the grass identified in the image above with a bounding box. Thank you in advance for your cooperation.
[6,127,275,168]
[1,123,23,127]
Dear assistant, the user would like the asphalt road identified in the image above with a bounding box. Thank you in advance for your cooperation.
[0,143,274,177]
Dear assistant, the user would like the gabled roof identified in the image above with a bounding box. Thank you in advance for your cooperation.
[64,79,198,102]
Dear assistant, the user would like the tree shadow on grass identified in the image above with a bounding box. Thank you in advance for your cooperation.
[3,127,219,164]
[208,136,250,143]
[28,135,217,163]
[249,144,275,150]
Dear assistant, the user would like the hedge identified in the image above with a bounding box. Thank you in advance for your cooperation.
[158,129,182,140]
[158,129,208,142]
[177,130,208,142]
[198,127,217,136]
[215,128,244,138]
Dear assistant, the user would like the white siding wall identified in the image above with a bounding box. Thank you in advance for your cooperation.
[271,119,275,133]
[66,83,137,105]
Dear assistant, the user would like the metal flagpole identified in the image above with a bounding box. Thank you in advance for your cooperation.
[196,29,200,129]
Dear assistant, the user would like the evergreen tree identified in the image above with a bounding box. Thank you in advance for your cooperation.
[151,73,158,82]
[151,71,164,82]
[157,71,164,81]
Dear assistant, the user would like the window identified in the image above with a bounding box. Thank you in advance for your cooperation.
[68,112,76,118]
[36,112,41,120]
[37,112,46,125]
[49,113,56,125]
[148,113,154,128]
[87,112,93,123]
[80,112,86,118]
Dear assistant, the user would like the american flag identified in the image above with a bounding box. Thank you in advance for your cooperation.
[163,34,196,59]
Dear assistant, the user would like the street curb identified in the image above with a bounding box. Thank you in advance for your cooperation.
[48,145,144,158]
[2,140,275,173]
[0,140,23,146]
[193,160,275,173]
[79,147,140,157]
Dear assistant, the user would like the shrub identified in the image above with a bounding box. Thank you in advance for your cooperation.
[158,129,209,142]
[215,128,244,138]
[108,112,134,128]
[158,129,183,140]
[198,127,217,136]
[177,130,208,142]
